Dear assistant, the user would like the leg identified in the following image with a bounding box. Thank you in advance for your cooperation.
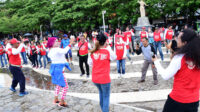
[18,68,26,93]
[20,52,25,64]
[94,83,103,111]
[69,50,73,63]
[9,66,19,89]
[122,59,126,74]
[101,83,111,112]
[132,36,135,55]
[54,85,61,103]
[141,60,150,81]
[117,60,121,74]
[65,52,69,63]
[79,56,85,75]
[151,63,158,81]
[84,55,90,76]
[23,52,28,64]
[61,78,69,100]
[158,41,164,61]
[154,42,158,55]
[35,54,39,67]
[0,55,4,67]
[38,55,42,67]
[42,55,47,68]
[3,54,7,66]
[126,49,131,61]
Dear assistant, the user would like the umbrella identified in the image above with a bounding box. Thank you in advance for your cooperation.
[23,33,32,37]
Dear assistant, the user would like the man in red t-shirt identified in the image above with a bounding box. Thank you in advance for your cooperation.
[164,25,174,53]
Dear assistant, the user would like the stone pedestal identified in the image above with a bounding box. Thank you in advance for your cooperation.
[134,16,152,39]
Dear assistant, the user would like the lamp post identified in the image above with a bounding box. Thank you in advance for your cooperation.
[102,10,106,32]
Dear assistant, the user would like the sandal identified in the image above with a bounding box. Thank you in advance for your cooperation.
[53,99,60,104]
[58,102,69,107]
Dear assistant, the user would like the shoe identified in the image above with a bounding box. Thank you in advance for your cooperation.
[10,87,16,92]
[58,102,69,107]
[138,79,145,83]
[19,91,29,97]
[80,74,84,77]
[70,62,73,65]
[54,99,60,104]
[154,80,158,85]
[86,75,89,78]
[130,60,133,64]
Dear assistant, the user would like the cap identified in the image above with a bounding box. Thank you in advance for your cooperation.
[142,27,146,29]
[10,38,20,44]
[63,34,68,37]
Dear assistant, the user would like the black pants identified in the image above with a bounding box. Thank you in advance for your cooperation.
[9,65,26,93]
[32,54,38,67]
[79,55,89,75]
[163,96,199,112]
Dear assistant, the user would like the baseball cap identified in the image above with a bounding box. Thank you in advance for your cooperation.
[63,34,68,37]
[10,38,20,44]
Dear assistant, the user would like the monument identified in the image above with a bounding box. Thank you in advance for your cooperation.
[135,0,152,37]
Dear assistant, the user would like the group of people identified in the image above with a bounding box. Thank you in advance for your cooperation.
[3,25,200,112]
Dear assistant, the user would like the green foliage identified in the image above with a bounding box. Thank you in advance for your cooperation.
[0,0,199,34]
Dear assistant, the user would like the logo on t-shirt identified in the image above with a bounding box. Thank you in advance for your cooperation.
[186,61,195,69]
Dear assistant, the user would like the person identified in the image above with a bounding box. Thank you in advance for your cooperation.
[122,29,132,63]
[124,26,134,55]
[7,38,28,96]
[139,27,148,45]
[0,42,7,68]
[153,29,200,112]
[36,42,47,69]
[30,41,38,68]
[20,39,28,65]
[164,25,174,53]
[135,37,158,85]
[88,33,116,112]
[47,37,74,107]
[148,27,154,47]
[42,37,51,63]
[60,34,73,64]
[154,27,164,61]
[114,37,126,78]
[74,35,92,78]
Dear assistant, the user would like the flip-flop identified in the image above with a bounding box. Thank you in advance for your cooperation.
[58,102,69,107]
[53,100,60,104]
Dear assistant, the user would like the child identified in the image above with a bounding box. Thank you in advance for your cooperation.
[7,38,28,96]
[47,37,74,107]
[114,37,127,78]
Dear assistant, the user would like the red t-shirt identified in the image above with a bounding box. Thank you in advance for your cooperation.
[124,31,132,42]
[166,30,174,40]
[21,47,26,52]
[78,42,88,56]
[115,43,125,60]
[37,45,46,56]
[154,32,162,41]
[7,48,21,66]
[0,46,4,55]
[91,48,111,84]
[140,31,148,41]
[170,56,200,103]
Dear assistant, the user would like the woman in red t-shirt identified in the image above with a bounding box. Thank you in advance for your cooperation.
[153,29,200,112]
[36,42,47,69]
[88,33,116,112]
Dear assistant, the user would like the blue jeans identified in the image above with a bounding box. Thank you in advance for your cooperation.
[20,52,28,64]
[0,54,7,67]
[94,83,111,112]
[46,51,51,62]
[126,49,131,60]
[38,55,47,68]
[117,59,125,74]
[154,41,164,61]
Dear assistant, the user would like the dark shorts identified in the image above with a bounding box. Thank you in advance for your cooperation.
[65,49,72,59]
[163,95,199,112]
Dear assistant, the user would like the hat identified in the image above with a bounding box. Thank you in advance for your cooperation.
[10,38,20,44]
[142,27,146,29]
[24,38,29,42]
[63,34,68,37]
[47,37,57,48]
[97,33,107,46]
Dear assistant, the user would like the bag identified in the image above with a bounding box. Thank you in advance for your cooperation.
[77,43,85,57]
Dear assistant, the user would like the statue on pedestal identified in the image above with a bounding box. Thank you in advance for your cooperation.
[138,0,148,17]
